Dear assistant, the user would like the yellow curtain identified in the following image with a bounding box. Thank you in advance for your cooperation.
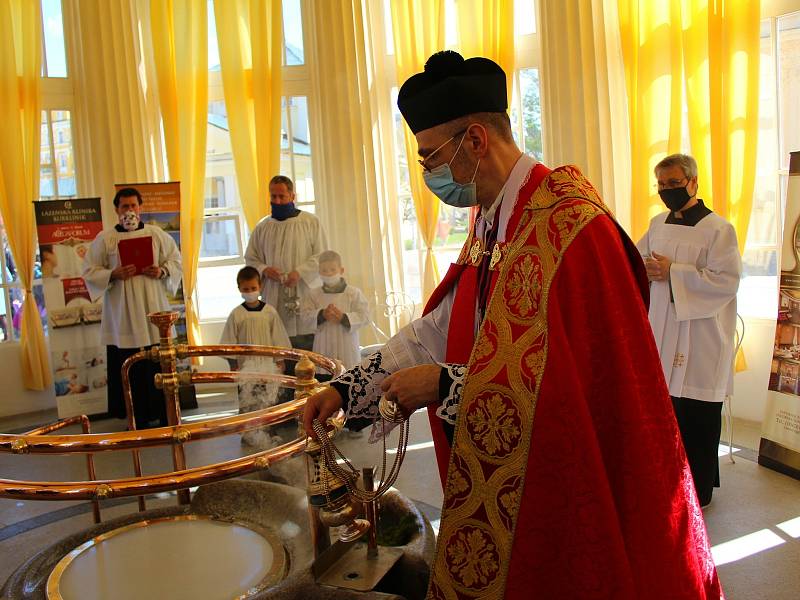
[390,0,445,300]
[538,0,631,228]
[619,0,760,249]
[213,0,283,230]
[620,0,759,372]
[0,0,50,390]
[150,0,208,346]
[618,0,684,241]
[682,0,760,254]
[456,0,515,101]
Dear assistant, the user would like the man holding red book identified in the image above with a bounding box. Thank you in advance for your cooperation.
[84,187,182,427]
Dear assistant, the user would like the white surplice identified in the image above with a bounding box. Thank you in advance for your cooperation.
[83,225,182,348]
[300,283,370,370]
[244,211,328,337]
[637,211,742,402]
[219,302,291,374]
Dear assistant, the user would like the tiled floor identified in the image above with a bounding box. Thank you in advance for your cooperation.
[1,395,799,599]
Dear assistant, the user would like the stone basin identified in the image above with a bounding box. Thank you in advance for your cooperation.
[1,479,434,600]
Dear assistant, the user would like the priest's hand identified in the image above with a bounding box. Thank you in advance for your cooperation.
[142,265,161,279]
[263,266,282,282]
[645,252,672,282]
[284,270,300,287]
[303,385,344,439]
[380,364,441,419]
[111,264,136,280]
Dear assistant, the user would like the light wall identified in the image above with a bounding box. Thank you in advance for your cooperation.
[733,317,778,422]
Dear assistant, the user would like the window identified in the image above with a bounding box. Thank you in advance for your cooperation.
[41,0,67,78]
[197,1,315,321]
[0,217,47,342]
[40,110,77,198]
[281,96,315,211]
[390,0,543,304]
[738,11,800,318]
[39,0,78,200]
[283,0,305,66]
[0,1,74,344]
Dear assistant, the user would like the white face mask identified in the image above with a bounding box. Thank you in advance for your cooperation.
[241,291,260,303]
[321,274,341,286]
[120,210,140,232]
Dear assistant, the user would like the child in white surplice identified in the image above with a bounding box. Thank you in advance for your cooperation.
[220,266,291,448]
[301,250,370,374]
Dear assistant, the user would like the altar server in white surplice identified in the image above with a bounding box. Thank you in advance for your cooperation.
[220,266,291,448]
[637,153,742,507]
[300,250,370,373]
[244,175,328,352]
[84,187,182,427]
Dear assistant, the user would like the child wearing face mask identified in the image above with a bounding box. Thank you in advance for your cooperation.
[220,266,292,448]
[300,250,370,377]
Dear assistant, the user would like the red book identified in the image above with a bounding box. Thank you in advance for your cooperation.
[118,236,154,275]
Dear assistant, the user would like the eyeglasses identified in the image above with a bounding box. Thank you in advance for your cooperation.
[655,177,688,191]
[417,128,468,173]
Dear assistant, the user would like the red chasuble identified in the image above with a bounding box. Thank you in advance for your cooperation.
[423,164,722,599]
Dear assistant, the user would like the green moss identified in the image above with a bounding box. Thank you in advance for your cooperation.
[377,513,419,547]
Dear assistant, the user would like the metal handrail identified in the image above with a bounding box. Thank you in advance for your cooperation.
[0,311,342,523]
[23,415,100,523]
[0,394,313,455]
[0,436,307,502]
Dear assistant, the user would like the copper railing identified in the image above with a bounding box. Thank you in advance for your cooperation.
[0,311,342,524]
[21,415,100,523]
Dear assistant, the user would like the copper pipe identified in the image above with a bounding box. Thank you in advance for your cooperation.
[181,345,342,376]
[24,415,88,436]
[149,312,189,504]
[188,372,298,388]
[0,394,315,455]
[25,416,101,523]
[121,350,149,512]
[0,436,306,501]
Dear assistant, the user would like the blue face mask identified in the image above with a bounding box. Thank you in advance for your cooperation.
[422,132,480,208]
[271,202,298,221]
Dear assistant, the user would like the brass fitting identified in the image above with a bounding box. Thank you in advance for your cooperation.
[172,428,191,444]
[10,438,29,454]
[95,484,113,499]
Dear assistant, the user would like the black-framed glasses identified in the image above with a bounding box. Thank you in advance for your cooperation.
[417,128,468,173]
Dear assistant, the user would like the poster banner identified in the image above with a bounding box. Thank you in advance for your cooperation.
[34,198,108,417]
[762,151,800,480]
[114,182,187,344]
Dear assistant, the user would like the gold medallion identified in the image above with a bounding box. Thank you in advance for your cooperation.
[490,243,503,270]
[469,239,484,266]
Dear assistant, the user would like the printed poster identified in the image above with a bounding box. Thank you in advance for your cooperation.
[114,182,187,344]
[34,198,108,417]
[762,151,800,480]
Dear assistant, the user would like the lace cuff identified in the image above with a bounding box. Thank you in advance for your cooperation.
[331,352,466,439]
[436,363,466,425]
[330,351,392,441]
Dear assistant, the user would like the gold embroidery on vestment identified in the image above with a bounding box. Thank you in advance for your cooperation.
[429,166,616,599]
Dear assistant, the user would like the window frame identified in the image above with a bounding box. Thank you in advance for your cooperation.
[196,0,317,321]
[390,0,543,304]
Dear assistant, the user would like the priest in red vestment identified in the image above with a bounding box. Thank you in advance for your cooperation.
[304,51,722,600]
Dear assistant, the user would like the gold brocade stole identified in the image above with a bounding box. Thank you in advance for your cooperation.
[428,166,613,600]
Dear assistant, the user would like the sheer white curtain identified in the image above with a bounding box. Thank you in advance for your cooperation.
[307,0,406,341]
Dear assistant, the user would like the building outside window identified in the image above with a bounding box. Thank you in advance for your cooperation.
[195,0,314,321]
